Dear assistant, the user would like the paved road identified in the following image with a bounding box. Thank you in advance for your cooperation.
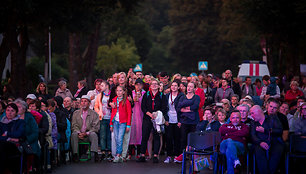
[52,156,214,174]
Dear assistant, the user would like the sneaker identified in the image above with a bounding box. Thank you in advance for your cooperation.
[164,156,172,163]
[234,159,241,168]
[127,155,132,160]
[72,154,79,163]
[136,156,146,162]
[174,154,183,163]
[119,156,124,163]
[153,156,159,163]
[113,156,120,163]
[101,153,106,160]
[94,152,100,162]
[107,154,113,161]
[136,155,140,159]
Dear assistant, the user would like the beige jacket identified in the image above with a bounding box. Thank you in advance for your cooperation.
[71,108,100,134]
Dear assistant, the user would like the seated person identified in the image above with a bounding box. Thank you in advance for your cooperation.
[250,105,284,174]
[0,103,25,173]
[265,98,289,142]
[237,104,253,126]
[219,110,249,174]
[197,107,221,132]
[71,95,100,162]
[292,102,306,134]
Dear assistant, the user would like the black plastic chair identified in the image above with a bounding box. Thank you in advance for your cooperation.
[286,134,306,174]
[181,131,221,174]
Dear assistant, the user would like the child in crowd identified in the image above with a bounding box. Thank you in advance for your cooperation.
[110,86,132,163]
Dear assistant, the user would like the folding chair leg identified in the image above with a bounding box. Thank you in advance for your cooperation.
[20,154,23,174]
[247,152,249,174]
[182,152,186,174]
[213,152,218,174]
[189,154,194,174]
[253,153,256,174]
[286,155,289,174]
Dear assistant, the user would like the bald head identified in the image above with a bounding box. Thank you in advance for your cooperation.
[250,105,264,122]
[63,97,72,109]
[225,70,232,80]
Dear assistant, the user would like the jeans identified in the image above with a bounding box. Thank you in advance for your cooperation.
[113,120,127,155]
[220,139,245,174]
[100,119,111,151]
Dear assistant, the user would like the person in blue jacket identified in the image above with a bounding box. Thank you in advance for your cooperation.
[0,103,25,173]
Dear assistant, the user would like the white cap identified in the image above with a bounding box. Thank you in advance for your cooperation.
[26,94,37,100]
[81,95,91,102]
[244,95,252,100]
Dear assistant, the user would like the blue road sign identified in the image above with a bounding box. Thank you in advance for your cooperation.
[198,61,208,71]
[134,64,142,72]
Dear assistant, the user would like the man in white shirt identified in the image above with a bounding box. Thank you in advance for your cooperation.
[87,79,103,109]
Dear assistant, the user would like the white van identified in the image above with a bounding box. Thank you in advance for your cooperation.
[238,60,270,82]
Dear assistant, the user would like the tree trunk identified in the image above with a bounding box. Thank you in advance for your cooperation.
[81,23,101,89]
[68,32,81,94]
[0,34,10,80]
[10,25,29,98]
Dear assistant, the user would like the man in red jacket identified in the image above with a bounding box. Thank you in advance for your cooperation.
[219,110,249,174]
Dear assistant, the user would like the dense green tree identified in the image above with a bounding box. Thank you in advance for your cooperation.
[168,0,264,76]
[241,0,306,76]
[96,37,140,77]
[143,26,176,75]
[169,0,222,74]
[0,0,141,96]
[26,54,69,93]
[102,8,153,63]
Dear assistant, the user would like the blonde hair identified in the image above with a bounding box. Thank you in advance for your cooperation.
[191,76,202,88]
[116,85,127,106]
[150,78,160,86]
[215,109,226,121]
[117,72,127,83]
[290,80,299,87]
[36,82,48,94]
[171,73,182,82]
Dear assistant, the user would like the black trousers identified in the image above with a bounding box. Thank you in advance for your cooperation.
[0,141,21,174]
[140,117,161,155]
[165,123,181,157]
[254,140,284,174]
[180,123,196,151]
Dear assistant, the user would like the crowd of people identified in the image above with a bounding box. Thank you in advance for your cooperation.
[0,69,306,174]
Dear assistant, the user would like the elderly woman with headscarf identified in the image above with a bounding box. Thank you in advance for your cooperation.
[0,103,25,173]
